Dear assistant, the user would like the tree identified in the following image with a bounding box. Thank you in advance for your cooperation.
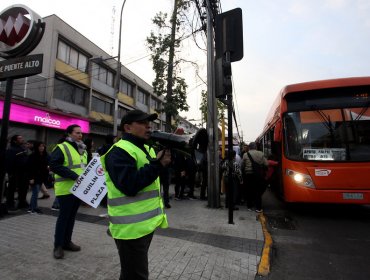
[146,0,195,132]
[199,89,226,124]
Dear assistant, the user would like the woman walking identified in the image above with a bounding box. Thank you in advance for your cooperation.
[27,141,50,214]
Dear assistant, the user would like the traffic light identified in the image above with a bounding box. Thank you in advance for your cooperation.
[215,56,232,98]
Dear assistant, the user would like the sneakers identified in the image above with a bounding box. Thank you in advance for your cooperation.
[165,203,171,209]
[255,209,263,213]
[174,197,181,201]
[51,206,59,211]
[28,208,43,214]
[63,242,81,252]
[53,246,64,259]
[38,194,50,199]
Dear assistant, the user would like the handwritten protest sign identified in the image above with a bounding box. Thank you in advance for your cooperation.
[70,155,107,208]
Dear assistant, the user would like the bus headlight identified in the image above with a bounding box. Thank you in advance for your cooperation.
[286,169,315,189]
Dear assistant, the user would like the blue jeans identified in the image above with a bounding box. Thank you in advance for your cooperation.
[54,194,81,248]
[30,184,41,211]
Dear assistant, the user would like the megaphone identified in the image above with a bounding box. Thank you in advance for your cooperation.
[149,128,208,164]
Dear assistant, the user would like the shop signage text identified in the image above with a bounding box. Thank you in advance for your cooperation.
[0,100,90,133]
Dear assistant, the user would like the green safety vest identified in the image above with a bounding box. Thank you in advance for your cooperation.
[54,142,88,196]
[101,139,168,240]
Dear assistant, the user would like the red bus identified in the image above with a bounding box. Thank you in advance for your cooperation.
[257,77,370,204]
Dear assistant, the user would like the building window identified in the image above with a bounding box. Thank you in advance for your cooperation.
[91,96,113,115]
[118,107,130,119]
[92,64,114,87]
[57,39,88,72]
[54,78,87,106]
[120,79,133,97]
[137,89,149,105]
[150,97,161,111]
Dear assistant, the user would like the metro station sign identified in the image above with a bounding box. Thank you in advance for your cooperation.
[0,4,45,58]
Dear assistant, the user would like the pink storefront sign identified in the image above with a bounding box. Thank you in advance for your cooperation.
[0,101,90,133]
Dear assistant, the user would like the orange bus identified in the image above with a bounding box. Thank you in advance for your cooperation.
[257,77,370,204]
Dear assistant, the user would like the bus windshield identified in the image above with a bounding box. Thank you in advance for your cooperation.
[284,107,370,161]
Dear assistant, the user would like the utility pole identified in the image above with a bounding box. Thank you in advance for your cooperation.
[205,0,220,208]
[113,0,127,136]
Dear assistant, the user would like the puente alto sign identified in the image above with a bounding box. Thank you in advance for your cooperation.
[0,4,46,215]
[0,5,45,79]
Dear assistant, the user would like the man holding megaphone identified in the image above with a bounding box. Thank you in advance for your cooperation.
[101,109,171,280]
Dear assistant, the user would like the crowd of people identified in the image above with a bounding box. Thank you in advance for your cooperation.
[1,108,278,279]
[220,142,278,213]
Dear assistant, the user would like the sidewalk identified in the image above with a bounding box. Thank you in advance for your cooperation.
[0,188,264,280]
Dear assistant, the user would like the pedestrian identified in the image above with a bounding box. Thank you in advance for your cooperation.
[97,134,116,208]
[27,141,50,214]
[173,150,187,200]
[5,134,29,210]
[199,153,207,200]
[101,109,171,280]
[242,142,268,213]
[97,134,116,156]
[83,137,95,163]
[266,155,279,188]
[185,155,197,199]
[50,125,87,259]
[222,150,243,210]
[160,166,171,208]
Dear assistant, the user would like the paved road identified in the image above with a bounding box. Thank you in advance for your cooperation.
[0,188,264,280]
[261,188,370,280]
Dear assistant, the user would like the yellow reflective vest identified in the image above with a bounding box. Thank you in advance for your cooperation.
[101,139,168,240]
[54,142,87,196]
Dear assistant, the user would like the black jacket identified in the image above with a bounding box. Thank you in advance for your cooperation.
[49,140,80,181]
[105,133,163,196]
[5,143,28,175]
[27,152,50,184]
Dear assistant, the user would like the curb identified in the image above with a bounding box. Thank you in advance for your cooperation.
[257,213,273,276]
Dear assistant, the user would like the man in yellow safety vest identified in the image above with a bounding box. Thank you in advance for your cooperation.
[101,109,171,280]
[50,124,87,259]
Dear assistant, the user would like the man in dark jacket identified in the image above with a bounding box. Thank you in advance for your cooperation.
[102,109,171,280]
[5,135,29,210]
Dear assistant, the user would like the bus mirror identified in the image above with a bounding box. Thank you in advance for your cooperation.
[274,122,282,141]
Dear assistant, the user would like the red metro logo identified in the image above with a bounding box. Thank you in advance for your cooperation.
[0,5,45,58]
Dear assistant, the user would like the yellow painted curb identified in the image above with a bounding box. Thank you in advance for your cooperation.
[257,213,273,276]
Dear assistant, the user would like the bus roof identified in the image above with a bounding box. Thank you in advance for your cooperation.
[259,76,370,140]
[280,76,370,98]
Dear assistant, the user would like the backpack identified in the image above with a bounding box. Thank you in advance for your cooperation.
[247,152,267,181]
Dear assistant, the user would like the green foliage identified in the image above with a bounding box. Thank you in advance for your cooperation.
[200,90,226,123]
[146,0,192,118]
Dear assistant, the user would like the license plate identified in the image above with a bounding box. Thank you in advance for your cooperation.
[342,193,364,200]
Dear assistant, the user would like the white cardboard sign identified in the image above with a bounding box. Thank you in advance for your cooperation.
[70,155,107,208]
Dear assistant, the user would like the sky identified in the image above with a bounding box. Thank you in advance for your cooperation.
[2,0,370,142]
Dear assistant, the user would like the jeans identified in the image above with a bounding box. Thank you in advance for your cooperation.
[30,184,40,211]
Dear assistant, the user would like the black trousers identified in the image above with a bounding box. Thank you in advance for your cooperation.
[6,174,28,208]
[54,194,81,247]
[115,232,154,280]
[160,168,170,205]
[245,173,266,210]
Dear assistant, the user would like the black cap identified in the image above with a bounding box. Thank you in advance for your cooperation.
[121,109,158,125]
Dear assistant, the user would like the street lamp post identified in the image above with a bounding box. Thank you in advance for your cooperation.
[113,0,127,136]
